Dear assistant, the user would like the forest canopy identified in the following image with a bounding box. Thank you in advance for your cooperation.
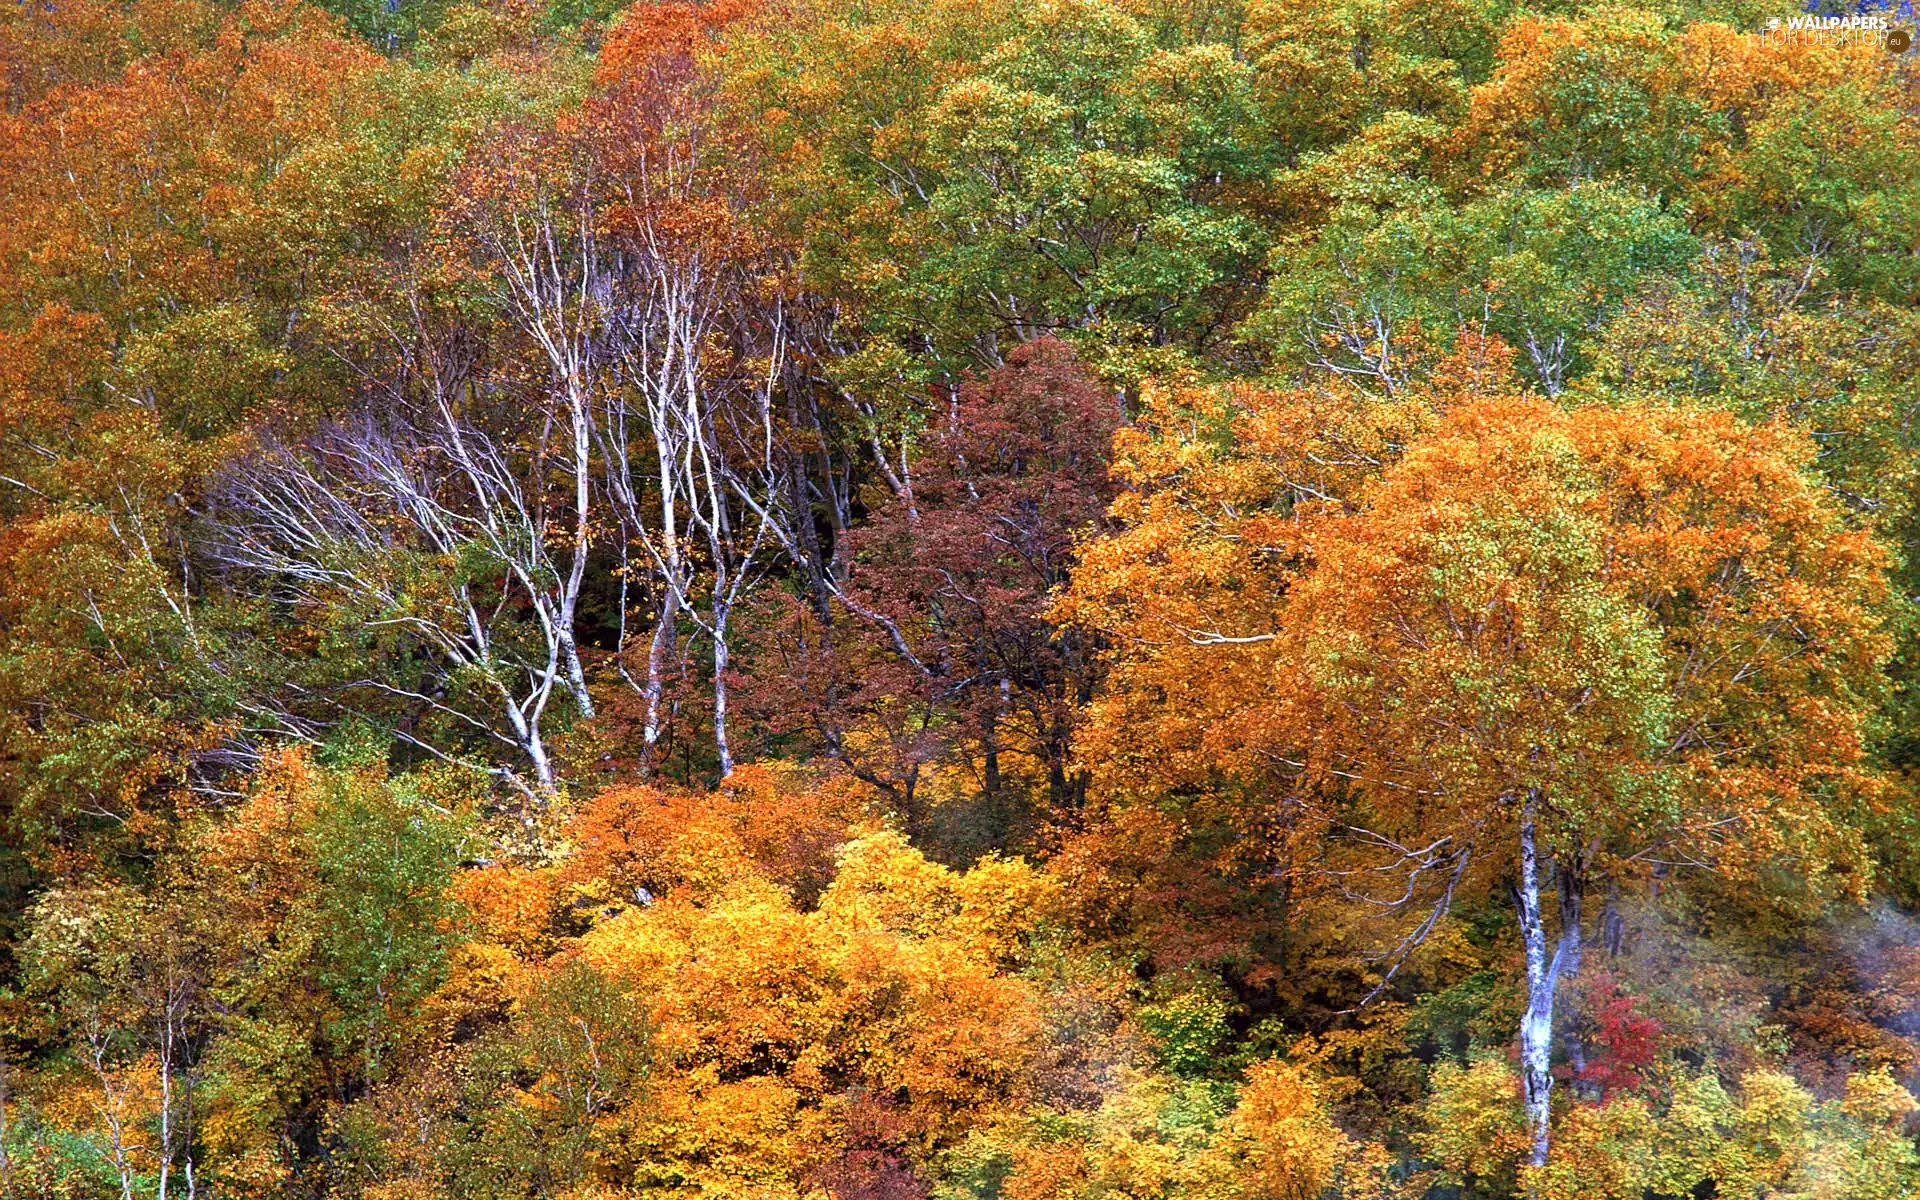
[3,0,1920,1195]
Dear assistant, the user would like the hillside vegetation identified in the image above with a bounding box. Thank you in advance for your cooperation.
[4,0,1920,1195]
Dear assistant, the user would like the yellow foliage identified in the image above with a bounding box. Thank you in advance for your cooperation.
[1202,1060,1364,1200]
[576,827,1059,1187]
[1517,1066,1920,1200]
[943,1059,1373,1200]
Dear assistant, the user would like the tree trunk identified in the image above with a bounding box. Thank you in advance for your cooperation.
[558,627,594,720]
[0,1053,11,1195]
[641,582,681,769]
[786,386,836,626]
[981,707,1001,804]
[561,379,596,720]
[504,700,557,799]
[1516,789,1555,1171]
[1515,793,1588,1171]
[1601,884,1625,957]
[157,1002,174,1200]
[712,595,734,779]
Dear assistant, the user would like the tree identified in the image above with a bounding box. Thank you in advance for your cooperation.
[187,749,469,1191]
[750,337,1121,834]
[719,0,1271,372]
[338,767,1060,1197]
[442,123,609,730]
[1249,182,1698,396]
[0,0,397,872]
[205,416,586,798]
[18,882,210,1200]
[1067,390,1892,1166]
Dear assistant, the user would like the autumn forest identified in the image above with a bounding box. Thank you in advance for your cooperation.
[3,0,1920,1194]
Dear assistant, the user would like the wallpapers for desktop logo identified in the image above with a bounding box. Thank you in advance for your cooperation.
[1765,0,1916,49]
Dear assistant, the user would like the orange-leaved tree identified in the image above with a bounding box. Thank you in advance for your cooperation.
[1067,389,1893,1168]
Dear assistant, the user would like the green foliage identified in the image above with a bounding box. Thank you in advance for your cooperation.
[722,0,1272,368]
[1415,1056,1920,1200]
[1138,976,1239,1078]
[301,769,472,1072]
[1417,1053,1531,1196]
[1251,181,1697,392]
[430,960,651,1198]
[314,0,453,54]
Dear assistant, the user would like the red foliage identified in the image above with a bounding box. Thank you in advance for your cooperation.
[1575,973,1662,1100]
[744,337,1122,826]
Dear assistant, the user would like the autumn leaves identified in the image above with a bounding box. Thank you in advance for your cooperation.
[1066,387,1896,1165]
[3,0,1920,1193]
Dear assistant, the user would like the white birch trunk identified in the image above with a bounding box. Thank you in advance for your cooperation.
[1517,788,1556,1171]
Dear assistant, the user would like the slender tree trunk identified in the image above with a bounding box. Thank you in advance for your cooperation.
[86,1022,137,1200]
[1516,788,1556,1171]
[642,414,690,768]
[1046,702,1075,813]
[558,627,593,719]
[1601,884,1625,957]
[786,387,835,626]
[712,594,733,778]
[524,730,556,798]
[501,694,556,798]
[157,1002,173,1200]
[560,378,596,719]
[0,1052,13,1196]
[181,1031,199,1200]
[981,703,1001,804]
[1515,797,1589,1171]
[461,592,557,797]
[641,583,680,767]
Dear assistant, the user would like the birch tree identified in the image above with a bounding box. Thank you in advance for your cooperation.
[446,127,614,724]
[591,33,792,777]
[205,416,580,797]
[1066,389,1891,1169]
[1275,397,1889,1168]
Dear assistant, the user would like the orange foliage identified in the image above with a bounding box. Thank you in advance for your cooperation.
[561,762,874,905]
[597,0,757,85]
[1072,387,1890,898]
[0,0,383,330]
[452,865,562,960]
